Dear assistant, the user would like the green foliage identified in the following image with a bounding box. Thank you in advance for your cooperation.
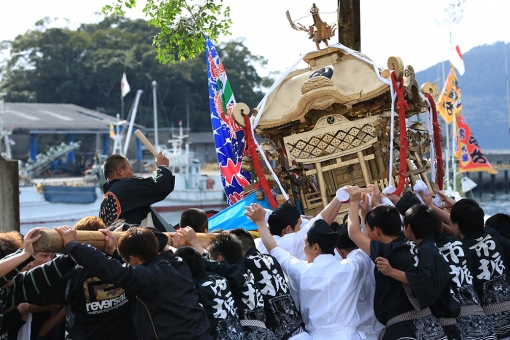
[0,16,272,132]
[102,0,232,64]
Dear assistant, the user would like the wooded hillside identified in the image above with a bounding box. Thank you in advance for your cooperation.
[416,42,510,150]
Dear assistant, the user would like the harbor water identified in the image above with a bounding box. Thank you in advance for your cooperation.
[19,192,510,236]
[474,192,510,217]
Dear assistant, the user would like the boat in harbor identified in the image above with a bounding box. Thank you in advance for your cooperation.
[18,131,225,225]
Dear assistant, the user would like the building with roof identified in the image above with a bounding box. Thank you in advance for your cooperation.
[0,102,145,170]
[0,103,218,174]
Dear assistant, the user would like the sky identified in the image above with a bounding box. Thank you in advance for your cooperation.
[1,0,510,76]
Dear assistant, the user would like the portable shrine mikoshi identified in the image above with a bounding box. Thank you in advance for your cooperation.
[234,46,443,218]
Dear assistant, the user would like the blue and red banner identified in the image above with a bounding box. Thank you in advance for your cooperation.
[206,37,251,205]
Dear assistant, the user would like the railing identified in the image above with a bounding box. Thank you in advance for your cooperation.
[19,142,81,178]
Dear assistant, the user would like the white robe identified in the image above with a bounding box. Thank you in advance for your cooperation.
[256,214,343,261]
[271,247,364,340]
[347,249,384,340]
[255,215,321,261]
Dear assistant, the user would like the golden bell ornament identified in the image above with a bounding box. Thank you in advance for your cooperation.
[241,156,253,172]
[256,190,265,201]
[409,121,427,131]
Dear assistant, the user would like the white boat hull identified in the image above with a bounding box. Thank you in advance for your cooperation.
[19,173,227,225]
[19,186,102,225]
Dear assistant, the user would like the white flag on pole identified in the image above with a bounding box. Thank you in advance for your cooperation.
[448,33,465,76]
[121,73,131,97]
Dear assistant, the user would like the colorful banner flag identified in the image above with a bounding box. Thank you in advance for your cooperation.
[455,113,497,174]
[206,37,251,205]
[437,65,462,124]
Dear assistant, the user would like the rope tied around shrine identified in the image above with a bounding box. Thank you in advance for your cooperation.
[391,71,409,196]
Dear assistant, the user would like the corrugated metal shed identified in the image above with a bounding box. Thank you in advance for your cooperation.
[1,103,143,134]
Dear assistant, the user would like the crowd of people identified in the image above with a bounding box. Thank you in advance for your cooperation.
[2,153,510,340]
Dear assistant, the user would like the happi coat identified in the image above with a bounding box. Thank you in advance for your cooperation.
[460,228,510,339]
[434,233,496,340]
[244,247,306,340]
[406,238,461,339]
[370,236,447,340]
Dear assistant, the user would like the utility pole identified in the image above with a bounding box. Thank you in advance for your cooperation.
[0,93,19,231]
[338,0,361,51]
[152,81,159,150]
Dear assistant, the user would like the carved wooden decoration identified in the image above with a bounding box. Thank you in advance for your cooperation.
[284,115,378,164]
[286,4,338,50]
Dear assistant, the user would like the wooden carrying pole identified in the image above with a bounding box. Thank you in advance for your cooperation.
[32,230,215,253]
[134,129,159,157]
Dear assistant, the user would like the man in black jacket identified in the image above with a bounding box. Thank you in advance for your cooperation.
[99,152,175,231]
[55,225,211,340]
[175,246,244,340]
[33,216,137,340]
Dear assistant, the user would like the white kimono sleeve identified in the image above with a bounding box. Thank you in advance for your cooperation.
[270,247,310,293]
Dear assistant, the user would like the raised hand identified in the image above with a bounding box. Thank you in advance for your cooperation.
[99,229,117,255]
[344,185,362,202]
[434,190,456,209]
[23,228,43,256]
[170,232,183,249]
[155,151,170,167]
[178,227,206,255]
[370,184,382,207]
[245,203,267,225]
[419,190,433,207]
[358,192,370,219]
[54,226,77,247]
[179,227,198,245]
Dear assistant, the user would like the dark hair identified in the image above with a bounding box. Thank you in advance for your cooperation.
[74,216,106,231]
[117,227,159,263]
[106,219,129,231]
[306,236,336,255]
[485,213,510,239]
[335,227,358,250]
[395,192,422,216]
[403,204,441,239]
[0,231,23,259]
[365,205,402,237]
[341,213,360,228]
[103,154,128,179]
[268,201,300,236]
[330,222,341,232]
[207,233,243,264]
[229,228,255,253]
[180,208,208,233]
[175,246,206,278]
[450,199,484,237]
